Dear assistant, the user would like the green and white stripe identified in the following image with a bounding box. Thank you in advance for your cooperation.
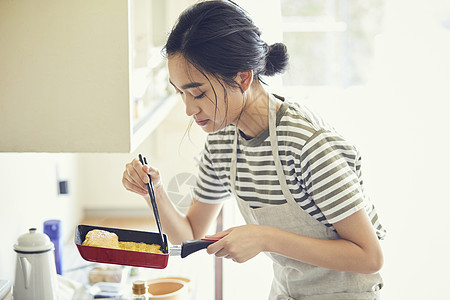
[192,101,386,239]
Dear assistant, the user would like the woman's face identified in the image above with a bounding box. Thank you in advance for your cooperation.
[168,53,244,133]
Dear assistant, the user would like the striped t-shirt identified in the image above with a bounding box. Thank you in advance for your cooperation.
[193,98,386,239]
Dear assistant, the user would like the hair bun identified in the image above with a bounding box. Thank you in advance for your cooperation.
[263,42,289,77]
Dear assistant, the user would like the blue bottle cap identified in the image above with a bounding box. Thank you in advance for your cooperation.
[43,219,61,239]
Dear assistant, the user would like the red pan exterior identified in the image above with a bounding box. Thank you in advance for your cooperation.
[75,225,169,269]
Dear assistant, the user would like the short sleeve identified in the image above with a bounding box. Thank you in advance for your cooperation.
[300,129,367,224]
[192,141,232,204]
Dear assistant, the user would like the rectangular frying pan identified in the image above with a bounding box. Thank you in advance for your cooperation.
[75,224,218,269]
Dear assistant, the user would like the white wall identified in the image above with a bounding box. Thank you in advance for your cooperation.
[0,153,82,281]
[370,3,450,297]
[369,2,450,298]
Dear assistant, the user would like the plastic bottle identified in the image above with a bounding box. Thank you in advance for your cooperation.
[132,280,147,300]
[43,219,62,275]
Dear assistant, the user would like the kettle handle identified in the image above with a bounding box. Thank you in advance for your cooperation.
[19,256,32,289]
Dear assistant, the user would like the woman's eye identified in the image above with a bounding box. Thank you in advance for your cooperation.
[194,92,205,99]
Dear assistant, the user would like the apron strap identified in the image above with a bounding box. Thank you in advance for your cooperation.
[231,94,297,206]
[268,94,298,206]
[230,126,238,193]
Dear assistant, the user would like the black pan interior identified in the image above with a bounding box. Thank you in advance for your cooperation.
[76,224,168,253]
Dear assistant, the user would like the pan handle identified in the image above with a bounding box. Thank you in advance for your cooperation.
[180,238,220,258]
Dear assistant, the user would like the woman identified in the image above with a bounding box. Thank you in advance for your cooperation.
[122,1,386,298]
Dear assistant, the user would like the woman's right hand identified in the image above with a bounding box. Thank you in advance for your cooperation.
[122,158,162,197]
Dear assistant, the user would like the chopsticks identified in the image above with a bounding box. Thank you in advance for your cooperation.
[138,154,167,253]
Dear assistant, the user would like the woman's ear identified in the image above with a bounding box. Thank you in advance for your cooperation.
[236,70,253,93]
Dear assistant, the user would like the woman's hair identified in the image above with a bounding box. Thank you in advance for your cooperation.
[163,0,289,88]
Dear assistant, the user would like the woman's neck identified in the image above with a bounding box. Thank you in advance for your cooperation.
[236,82,272,138]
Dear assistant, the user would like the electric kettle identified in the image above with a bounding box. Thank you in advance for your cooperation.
[13,228,58,300]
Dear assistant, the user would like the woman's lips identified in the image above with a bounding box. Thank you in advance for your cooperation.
[195,119,209,127]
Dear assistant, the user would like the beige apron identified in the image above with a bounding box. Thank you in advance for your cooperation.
[229,94,383,299]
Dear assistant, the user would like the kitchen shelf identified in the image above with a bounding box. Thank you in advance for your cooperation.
[0,0,175,153]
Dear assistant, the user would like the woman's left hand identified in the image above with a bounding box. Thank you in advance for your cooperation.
[204,224,268,263]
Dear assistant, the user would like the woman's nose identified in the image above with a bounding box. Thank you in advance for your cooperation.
[184,97,200,117]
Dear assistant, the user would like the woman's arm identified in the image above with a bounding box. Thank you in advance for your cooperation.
[206,208,383,274]
[267,209,383,274]
[151,184,223,244]
[122,158,222,245]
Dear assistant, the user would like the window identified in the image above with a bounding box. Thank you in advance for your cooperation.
[280,0,384,87]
